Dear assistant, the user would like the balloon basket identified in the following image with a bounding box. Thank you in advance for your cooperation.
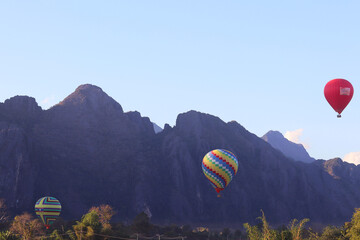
[337,114,341,118]
[217,194,221,198]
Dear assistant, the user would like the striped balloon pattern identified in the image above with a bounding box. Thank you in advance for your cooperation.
[35,197,61,229]
[202,149,238,193]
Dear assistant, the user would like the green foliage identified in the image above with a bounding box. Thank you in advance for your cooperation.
[7,206,360,240]
[288,218,309,240]
[81,211,102,232]
[0,200,8,225]
[243,211,313,240]
[65,230,76,240]
[111,223,131,239]
[161,224,182,237]
[279,229,292,240]
[0,231,19,240]
[244,210,278,240]
[49,229,64,240]
[305,228,320,240]
[244,223,262,240]
[346,208,360,240]
[73,211,102,240]
[258,210,278,240]
[130,212,154,235]
[319,226,346,240]
[88,205,115,231]
[10,212,44,240]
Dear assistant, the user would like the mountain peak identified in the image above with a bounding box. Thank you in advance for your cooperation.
[59,84,106,105]
[2,96,42,120]
[323,158,358,180]
[174,110,230,139]
[3,95,41,112]
[262,130,315,163]
[56,84,123,113]
[73,84,105,96]
[176,110,226,129]
[262,130,296,147]
[262,130,283,141]
[76,83,101,90]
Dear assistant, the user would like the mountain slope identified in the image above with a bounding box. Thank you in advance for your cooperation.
[0,84,359,227]
[262,130,315,163]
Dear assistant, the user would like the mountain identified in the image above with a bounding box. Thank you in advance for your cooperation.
[0,84,360,228]
[262,130,315,163]
[152,122,163,134]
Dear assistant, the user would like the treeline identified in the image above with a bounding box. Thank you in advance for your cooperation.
[1,199,360,240]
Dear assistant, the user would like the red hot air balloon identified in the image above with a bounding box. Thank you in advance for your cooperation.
[324,78,354,118]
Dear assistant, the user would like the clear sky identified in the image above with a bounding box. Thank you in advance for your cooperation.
[1,1,360,162]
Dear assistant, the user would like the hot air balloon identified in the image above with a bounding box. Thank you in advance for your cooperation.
[324,78,354,118]
[202,149,238,197]
[35,197,61,229]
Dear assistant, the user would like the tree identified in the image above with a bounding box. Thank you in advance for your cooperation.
[346,208,360,240]
[73,211,102,240]
[305,228,320,240]
[131,212,154,235]
[162,224,182,237]
[319,226,346,240]
[244,223,261,240]
[66,230,77,240]
[0,231,19,240]
[233,229,242,240]
[221,228,231,240]
[0,200,8,224]
[243,223,261,240]
[288,218,309,240]
[112,223,131,239]
[244,210,279,240]
[279,229,292,240]
[10,212,44,240]
[276,225,291,240]
[88,205,116,231]
[49,229,64,240]
[258,210,277,240]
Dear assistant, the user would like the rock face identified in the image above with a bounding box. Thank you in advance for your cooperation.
[0,84,359,227]
[262,130,315,163]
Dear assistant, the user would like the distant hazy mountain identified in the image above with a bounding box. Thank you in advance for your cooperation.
[0,84,360,228]
[152,122,163,134]
[262,130,315,163]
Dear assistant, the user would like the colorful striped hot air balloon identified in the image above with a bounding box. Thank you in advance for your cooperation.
[35,197,61,229]
[202,149,238,197]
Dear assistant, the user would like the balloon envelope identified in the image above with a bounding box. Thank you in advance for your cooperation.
[324,78,354,116]
[202,149,238,194]
[35,196,61,229]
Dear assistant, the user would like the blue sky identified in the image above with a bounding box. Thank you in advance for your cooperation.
[1,1,360,162]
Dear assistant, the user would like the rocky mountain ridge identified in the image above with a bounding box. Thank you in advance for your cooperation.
[262,130,315,163]
[0,84,359,227]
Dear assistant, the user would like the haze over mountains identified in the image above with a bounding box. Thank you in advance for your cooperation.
[0,84,359,227]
